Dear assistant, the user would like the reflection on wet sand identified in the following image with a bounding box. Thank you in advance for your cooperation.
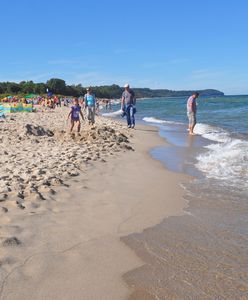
[122,182,248,299]
[122,124,248,299]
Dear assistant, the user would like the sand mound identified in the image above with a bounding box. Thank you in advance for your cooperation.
[25,124,54,137]
[0,108,132,212]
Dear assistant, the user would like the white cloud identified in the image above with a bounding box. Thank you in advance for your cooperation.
[0,72,53,83]
[66,71,133,87]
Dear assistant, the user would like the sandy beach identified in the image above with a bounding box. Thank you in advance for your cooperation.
[0,108,188,300]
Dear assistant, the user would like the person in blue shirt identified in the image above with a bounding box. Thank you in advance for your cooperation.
[121,83,136,128]
[84,87,97,125]
[67,98,84,133]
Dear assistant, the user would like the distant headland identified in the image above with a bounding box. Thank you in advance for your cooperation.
[0,78,224,99]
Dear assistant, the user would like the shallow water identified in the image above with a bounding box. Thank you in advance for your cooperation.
[122,182,248,299]
[109,95,248,190]
[106,96,248,298]
[122,175,248,299]
[121,123,248,299]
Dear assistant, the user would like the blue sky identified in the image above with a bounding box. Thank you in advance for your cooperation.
[1,0,248,94]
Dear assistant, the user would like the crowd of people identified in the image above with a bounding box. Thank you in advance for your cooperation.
[0,96,33,104]
[66,84,138,133]
[1,84,200,135]
[0,87,118,130]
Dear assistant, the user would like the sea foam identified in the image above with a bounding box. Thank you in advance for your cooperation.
[194,123,248,188]
[102,109,122,117]
[143,117,182,125]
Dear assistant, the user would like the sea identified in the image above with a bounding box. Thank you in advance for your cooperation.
[103,95,248,299]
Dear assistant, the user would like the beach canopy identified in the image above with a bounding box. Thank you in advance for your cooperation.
[25,93,39,99]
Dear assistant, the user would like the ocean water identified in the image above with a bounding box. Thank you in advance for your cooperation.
[105,95,248,299]
[140,95,248,191]
[106,95,248,190]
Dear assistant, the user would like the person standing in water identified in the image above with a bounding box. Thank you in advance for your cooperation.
[187,92,199,135]
[121,83,136,128]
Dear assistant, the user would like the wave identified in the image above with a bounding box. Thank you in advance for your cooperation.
[101,109,122,117]
[194,123,231,143]
[144,119,248,189]
[194,123,248,189]
[111,99,121,105]
[143,117,183,125]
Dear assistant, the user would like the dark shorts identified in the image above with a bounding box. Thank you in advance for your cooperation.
[71,117,80,122]
[187,112,196,126]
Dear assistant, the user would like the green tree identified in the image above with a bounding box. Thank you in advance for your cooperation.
[46,78,66,94]
[7,82,21,94]
[19,81,35,94]
[35,83,46,94]
[0,83,6,94]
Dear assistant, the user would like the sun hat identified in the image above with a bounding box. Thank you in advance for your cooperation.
[124,83,129,88]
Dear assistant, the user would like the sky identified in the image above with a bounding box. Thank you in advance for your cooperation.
[1,0,248,95]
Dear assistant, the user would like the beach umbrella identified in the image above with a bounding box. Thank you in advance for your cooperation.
[25,93,39,99]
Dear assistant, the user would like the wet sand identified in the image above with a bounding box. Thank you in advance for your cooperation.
[0,109,188,299]
[123,188,248,300]
[122,124,248,299]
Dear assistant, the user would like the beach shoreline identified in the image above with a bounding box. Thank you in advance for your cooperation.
[122,121,248,299]
[0,109,189,300]
[2,107,247,299]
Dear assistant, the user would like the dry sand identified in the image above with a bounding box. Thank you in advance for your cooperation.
[0,108,189,300]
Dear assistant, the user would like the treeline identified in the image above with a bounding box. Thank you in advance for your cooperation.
[133,88,224,98]
[0,78,224,98]
[0,79,87,97]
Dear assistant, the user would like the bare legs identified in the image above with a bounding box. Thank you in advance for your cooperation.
[188,113,196,135]
[70,120,81,133]
[189,124,196,135]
